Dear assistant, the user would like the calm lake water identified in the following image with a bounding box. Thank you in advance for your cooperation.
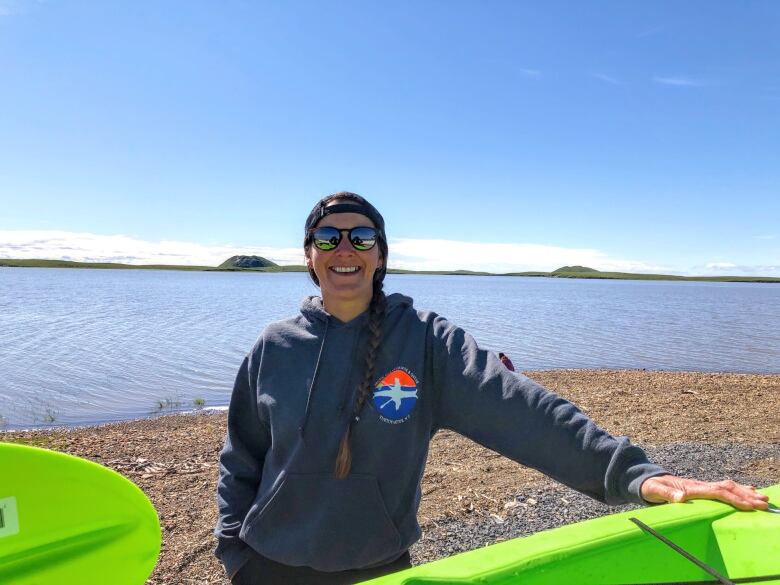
[1,267,778,429]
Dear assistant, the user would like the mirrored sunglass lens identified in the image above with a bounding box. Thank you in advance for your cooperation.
[313,227,340,250]
[350,227,377,250]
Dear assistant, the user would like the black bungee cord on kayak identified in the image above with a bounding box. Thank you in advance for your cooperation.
[624,517,780,585]
[629,517,734,585]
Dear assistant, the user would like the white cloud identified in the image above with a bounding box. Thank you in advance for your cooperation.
[593,73,621,85]
[698,261,780,276]
[653,76,709,87]
[3,230,776,276]
[636,25,668,39]
[518,68,541,78]
[0,230,304,267]
[0,230,666,273]
[755,234,778,240]
[0,0,36,16]
[387,238,666,274]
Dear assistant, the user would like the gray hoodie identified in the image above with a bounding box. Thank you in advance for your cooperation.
[214,293,667,577]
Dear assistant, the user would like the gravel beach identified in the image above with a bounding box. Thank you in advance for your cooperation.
[412,442,779,565]
[3,369,778,584]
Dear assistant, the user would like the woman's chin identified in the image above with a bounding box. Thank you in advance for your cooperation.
[321,282,374,305]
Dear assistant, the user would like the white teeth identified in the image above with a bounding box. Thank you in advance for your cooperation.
[331,266,360,273]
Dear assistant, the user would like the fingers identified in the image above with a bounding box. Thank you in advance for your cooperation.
[680,479,769,511]
[641,476,770,511]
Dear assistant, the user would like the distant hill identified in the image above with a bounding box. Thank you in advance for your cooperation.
[218,255,278,269]
[2,259,777,282]
[552,266,599,274]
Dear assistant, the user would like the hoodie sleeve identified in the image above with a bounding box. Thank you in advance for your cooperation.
[214,344,271,577]
[429,315,667,505]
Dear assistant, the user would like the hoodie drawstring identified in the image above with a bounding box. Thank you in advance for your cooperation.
[298,319,329,441]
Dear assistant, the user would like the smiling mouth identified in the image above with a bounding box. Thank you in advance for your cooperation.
[330,266,361,274]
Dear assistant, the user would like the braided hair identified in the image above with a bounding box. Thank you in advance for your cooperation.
[303,192,389,479]
[333,279,386,478]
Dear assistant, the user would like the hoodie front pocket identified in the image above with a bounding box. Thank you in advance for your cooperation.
[242,473,402,572]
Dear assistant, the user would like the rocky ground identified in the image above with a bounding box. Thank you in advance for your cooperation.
[4,369,779,584]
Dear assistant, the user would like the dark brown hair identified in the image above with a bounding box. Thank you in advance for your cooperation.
[303,192,388,479]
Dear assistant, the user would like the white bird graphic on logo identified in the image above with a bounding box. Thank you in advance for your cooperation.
[374,377,418,411]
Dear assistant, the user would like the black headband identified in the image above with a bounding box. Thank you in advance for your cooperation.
[305,200,386,236]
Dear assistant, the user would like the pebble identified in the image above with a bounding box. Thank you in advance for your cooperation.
[410,442,779,565]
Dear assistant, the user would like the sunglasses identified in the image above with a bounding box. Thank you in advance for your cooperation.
[311,226,378,251]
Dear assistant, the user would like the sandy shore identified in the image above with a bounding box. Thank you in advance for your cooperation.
[4,369,779,584]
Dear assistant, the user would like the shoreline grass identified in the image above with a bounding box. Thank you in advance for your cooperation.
[2,258,778,283]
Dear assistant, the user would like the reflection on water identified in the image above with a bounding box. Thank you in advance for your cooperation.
[0,267,778,428]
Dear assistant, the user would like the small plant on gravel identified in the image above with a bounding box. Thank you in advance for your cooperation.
[192,397,206,409]
[42,407,58,424]
[154,396,183,412]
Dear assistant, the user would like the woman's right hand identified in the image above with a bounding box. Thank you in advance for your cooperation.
[641,475,770,510]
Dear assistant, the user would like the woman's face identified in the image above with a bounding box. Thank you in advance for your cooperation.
[306,212,383,310]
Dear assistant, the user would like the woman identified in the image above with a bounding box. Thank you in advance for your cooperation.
[215,192,768,585]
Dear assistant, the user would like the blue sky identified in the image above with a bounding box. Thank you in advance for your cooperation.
[1,1,778,275]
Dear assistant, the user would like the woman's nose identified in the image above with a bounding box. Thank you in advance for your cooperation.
[334,233,354,253]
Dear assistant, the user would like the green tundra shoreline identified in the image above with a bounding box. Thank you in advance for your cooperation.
[1,258,778,283]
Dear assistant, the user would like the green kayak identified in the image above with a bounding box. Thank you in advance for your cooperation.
[0,442,161,584]
[363,484,780,585]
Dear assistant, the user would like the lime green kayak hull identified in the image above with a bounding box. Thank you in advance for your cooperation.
[364,484,780,585]
[0,443,161,585]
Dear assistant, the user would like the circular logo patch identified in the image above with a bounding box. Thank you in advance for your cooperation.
[373,367,419,424]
